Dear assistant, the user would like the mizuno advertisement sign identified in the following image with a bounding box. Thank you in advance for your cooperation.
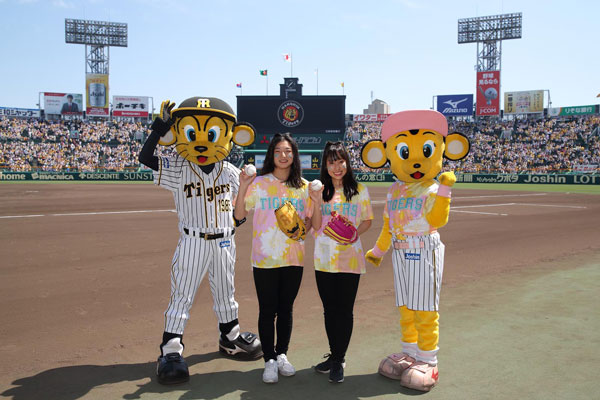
[436,94,473,116]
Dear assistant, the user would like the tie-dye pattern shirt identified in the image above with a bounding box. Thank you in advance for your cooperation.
[313,183,373,274]
[244,173,312,269]
[384,180,438,238]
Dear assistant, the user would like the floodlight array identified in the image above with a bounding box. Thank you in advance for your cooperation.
[458,13,522,44]
[65,19,128,47]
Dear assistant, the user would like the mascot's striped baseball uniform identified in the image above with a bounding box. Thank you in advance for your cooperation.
[362,110,470,391]
[384,181,445,312]
[155,155,240,333]
[139,97,261,386]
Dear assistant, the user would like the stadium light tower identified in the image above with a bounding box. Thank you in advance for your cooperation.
[65,18,128,75]
[457,12,522,72]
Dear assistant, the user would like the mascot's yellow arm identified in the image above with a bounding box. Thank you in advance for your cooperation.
[426,171,456,229]
[365,214,392,267]
[426,195,451,228]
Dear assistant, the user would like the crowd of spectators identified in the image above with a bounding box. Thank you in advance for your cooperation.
[1,115,599,174]
[344,115,600,174]
[0,117,160,172]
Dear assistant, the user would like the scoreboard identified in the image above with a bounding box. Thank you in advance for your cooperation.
[237,78,346,151]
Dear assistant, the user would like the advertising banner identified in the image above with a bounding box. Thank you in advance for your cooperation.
[112,96,149,117]
[1,171,599,185]
[437,94,473,116]
[456,173,600,185]
[476,70,500,116]
[548,105,596,117]
[86,74,109,116]
[43,92,83,115]
[0,107,40,118]
[504,90,544,114]
[352,114,391,122]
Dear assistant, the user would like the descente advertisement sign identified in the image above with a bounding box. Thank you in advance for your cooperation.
[1,172,598,185]
[0,171,154,181]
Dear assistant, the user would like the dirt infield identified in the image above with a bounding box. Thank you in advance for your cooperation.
[1,183,599,399]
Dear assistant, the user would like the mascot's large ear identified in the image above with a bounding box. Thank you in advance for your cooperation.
[158,126,177,146]
[444,132,470,161]
[361,140,388,168]
[232,122,255,147]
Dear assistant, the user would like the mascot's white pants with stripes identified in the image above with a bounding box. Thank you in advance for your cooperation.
[391,232,445,312]
[164,234,239,335]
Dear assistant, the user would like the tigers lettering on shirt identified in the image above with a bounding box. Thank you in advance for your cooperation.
[259,196,305,212]
[384,181,438,235]
[386,196,425,212]
[321,201,358,217]
[154,155,239,231]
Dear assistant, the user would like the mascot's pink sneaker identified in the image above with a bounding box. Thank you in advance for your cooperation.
[378,353,416,380]
[400,361,439,392]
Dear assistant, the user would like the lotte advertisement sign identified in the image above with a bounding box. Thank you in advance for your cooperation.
[476,70,500,116]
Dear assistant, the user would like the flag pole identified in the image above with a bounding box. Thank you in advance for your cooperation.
[266,74,269,95]
[316,68,319,95]
[291,52,293,77]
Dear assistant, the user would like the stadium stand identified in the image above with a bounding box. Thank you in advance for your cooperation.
[344,116,600,174]
[1,115,599,173]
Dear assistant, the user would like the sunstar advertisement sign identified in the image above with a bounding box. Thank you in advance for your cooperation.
[436,94,473,117]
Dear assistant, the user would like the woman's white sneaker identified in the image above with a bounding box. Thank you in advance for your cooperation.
[276,354,296,376]
[263,359,278,383]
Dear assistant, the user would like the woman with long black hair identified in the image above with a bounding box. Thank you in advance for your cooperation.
[312,141,373,383]
[235,132,322,383]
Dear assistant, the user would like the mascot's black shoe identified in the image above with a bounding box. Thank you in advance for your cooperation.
[156,352,190,385]
[219,332,263,360]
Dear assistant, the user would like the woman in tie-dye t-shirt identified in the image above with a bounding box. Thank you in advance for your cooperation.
[312,141,373,384]
[234,133,322,384]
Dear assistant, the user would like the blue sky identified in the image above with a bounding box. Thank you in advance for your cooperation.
[0,0,598,114]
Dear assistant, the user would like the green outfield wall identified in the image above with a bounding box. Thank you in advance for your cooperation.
[1,171,599,185]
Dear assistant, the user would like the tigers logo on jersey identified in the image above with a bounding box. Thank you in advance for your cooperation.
[157,96,255,166]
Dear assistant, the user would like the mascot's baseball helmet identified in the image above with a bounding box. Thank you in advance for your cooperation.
[172,97,237,122]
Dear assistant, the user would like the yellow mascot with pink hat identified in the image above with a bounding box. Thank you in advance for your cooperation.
[361,110,470,391]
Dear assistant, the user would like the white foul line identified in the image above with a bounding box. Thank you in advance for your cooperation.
[515,203,587,209]
[0,209,175,219]
[451,210,508,216]
[455,193,547,199]
[1,200,585,220]
[0,214,45,219]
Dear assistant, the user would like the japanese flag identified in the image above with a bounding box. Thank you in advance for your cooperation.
[282,54,292,62]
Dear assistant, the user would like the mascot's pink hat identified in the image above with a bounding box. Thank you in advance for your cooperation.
[381,110,448,143]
